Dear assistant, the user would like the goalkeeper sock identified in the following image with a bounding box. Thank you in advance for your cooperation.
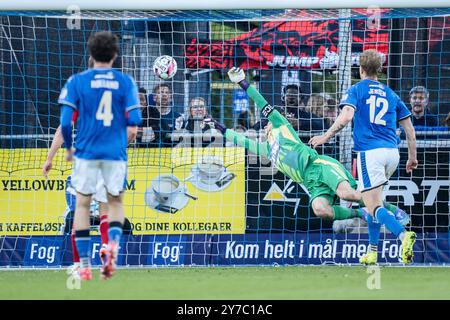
[366,214,381,247]
[332,206,362,220]
[99,214,109,245]
[71,232,80,263]
[108,221,123,244]
[75,229,91,268]
[375,207,405,238]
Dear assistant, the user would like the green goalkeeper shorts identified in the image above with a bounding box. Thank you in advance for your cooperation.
[304,155,357,205]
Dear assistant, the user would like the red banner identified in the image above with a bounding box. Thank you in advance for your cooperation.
[186,12,389,70]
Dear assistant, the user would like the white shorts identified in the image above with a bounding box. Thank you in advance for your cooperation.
[356,148,399,192]
[93,173,108,203]
[72,157,127,197]
[67,173,107,203]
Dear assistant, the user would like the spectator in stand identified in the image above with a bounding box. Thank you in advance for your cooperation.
[323,98,338,127]
[182,97,224,147]
[236,110,254,131]
[253,84,325,132]
[184,97,209,133]
[409,86,439,127]
[138,87,148,107]
[283,84,326,132]
[139,83,184,147]
[137,87,156,144]
[305,93,338,129]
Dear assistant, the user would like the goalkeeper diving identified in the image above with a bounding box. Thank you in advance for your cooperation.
[205,67,409,227]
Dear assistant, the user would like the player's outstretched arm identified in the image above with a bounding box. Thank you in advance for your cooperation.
[399,117,418,173]
[42,125,64,178]
[203,117,269,158]
[225,130,270,158]
[309,105,354,148]
[228,67,267,110]
[227,67,288,129]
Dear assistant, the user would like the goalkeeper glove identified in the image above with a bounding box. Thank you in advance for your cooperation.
[228,67,245,83]
[227,67,250,90]
[203,117,227,135]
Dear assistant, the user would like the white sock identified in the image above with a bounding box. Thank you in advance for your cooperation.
[399,232,405,241]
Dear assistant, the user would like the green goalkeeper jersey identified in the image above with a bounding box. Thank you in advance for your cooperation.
[225,86,319,184]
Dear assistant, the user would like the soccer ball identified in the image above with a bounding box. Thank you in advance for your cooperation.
[153,55,177,80]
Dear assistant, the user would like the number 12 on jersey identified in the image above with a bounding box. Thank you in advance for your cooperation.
[367,95,388,126]
[96,90,113,126]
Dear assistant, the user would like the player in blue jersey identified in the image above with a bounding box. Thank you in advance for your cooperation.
[43,57,111,272]
[42,124,110,275]
[310,49,418,265]
[59,31,142,280]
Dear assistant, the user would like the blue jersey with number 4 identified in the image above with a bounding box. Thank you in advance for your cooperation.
[339,79,411,152]
[58,68,140,160]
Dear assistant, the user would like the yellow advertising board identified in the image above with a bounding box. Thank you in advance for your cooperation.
[0,147,246,235]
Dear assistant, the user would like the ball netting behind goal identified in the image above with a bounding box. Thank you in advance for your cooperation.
[0,8,449,267]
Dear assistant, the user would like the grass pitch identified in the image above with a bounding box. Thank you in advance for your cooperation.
[1,266,450,300]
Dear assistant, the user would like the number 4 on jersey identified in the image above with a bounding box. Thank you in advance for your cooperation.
[96,90,113,126]
[367,95,388,126]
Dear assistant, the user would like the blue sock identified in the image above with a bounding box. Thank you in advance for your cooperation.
[367,214,381,248]
[375,207,405,238]
[75,229,91,268]
[108,221,123,244]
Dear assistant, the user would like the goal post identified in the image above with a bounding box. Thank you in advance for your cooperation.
[0,6,449,267]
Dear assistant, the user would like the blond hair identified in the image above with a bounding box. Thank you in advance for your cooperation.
[306,93,336,117]
[360,49,382,77]
[307,94,326,117]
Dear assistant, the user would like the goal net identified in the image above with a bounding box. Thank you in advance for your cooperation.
[0,7,449,267]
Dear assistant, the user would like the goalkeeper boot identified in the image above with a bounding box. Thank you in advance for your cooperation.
[359,251,377,265]
[79,267,92,281]
[394,208,410,226]
[401,231,417,264]
[99,244,108,265]
[101,241,119,280]
[333,219,357,233]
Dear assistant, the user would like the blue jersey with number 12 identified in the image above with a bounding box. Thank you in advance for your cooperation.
[58,68,140,161]
[339,79,411,152]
